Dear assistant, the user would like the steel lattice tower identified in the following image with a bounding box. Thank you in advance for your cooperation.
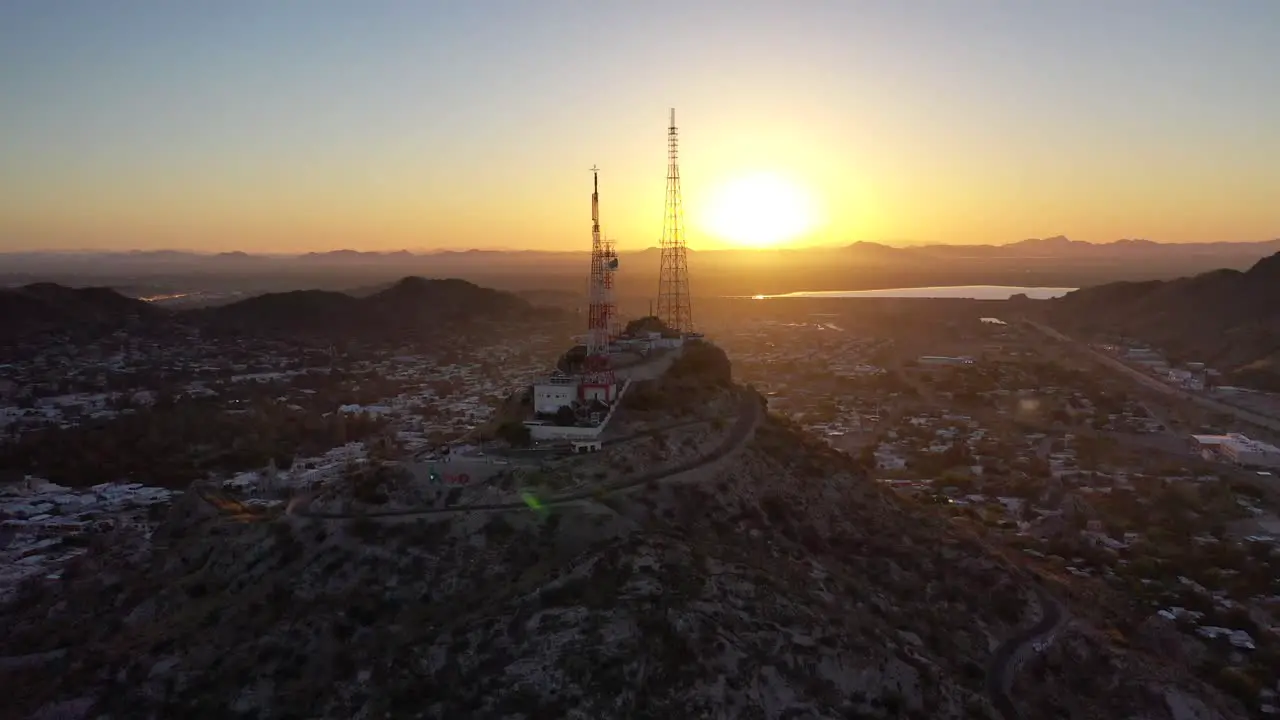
[602,233,620,340]
[583,165,617,388]
[656,108,692,333]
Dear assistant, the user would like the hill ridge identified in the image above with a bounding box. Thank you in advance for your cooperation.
[0,277,549,344]
[199,275,540,340]
[1051,251,1280,390]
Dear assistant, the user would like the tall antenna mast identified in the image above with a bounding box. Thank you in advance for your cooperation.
[583,165,617,391]
[657,108,692,333]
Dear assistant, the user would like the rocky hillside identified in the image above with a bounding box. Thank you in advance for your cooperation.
[0,387,1246,718]
[1050,253,1280,390]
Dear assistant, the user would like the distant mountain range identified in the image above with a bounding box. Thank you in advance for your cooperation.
[1051,251,1280,390]
[6,237,1280,272]
[848,236,1280,260]
[6,238,1279,299]
[0,277,552,345]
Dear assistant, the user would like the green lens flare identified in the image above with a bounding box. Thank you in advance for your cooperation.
[521,491,548,517]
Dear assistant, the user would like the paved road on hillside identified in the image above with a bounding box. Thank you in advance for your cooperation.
[415,418,708,465]
[985,584,1067,720]
[601,417,710,447]
[1023,319,1280,433]
[291,389,762,520]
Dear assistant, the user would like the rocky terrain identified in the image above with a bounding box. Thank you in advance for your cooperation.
[0,354,1251,719]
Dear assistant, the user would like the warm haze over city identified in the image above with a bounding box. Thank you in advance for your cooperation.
[3,0,1279,253]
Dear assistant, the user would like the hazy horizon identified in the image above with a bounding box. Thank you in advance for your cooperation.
[5,234,1280,258]
[4,1,1279,253]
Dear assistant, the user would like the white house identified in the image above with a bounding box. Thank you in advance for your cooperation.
[532,375,578,415]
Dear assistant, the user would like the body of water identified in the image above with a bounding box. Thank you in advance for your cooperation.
[745,285,1077,301]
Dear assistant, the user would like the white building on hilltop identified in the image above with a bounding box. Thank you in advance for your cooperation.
[532,374,580,415]
[524,339,690,442]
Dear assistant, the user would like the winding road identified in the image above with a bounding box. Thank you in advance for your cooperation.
[192,385,1064,720]
[985,584,1067,720]
[220,389,763,521]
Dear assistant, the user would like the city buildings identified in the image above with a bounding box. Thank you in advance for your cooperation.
[1191,433,1280,469]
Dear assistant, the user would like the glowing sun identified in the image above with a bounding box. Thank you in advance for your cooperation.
[702,172,820,248]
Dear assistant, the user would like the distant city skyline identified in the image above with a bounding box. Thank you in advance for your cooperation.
[3,1,1279,252]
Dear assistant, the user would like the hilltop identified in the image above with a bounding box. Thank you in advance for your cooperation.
[0,349,1242,719]
[1049,252,1280,390]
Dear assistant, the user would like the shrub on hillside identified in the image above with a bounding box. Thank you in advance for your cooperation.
[668,341,732,386]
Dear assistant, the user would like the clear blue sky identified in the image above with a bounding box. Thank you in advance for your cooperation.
[2,0,1277,251]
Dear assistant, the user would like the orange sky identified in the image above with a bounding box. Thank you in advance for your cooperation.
[3,3,1278,253]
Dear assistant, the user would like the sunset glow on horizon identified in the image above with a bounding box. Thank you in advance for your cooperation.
[2,1,1279,254]
[700,173,824,249]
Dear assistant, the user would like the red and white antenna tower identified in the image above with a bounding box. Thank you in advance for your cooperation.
[583,165,617,393]
[602,233,620,339]
[657,108,692,333]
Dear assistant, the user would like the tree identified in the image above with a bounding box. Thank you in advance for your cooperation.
[940,468,974,492]
[856,444,878,472]
[496,420,532,447]
[553,405,576,427]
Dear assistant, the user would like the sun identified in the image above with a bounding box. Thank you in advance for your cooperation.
[701,172,820,248]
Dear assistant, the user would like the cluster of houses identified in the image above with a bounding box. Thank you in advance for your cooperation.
[0,477,177,603]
